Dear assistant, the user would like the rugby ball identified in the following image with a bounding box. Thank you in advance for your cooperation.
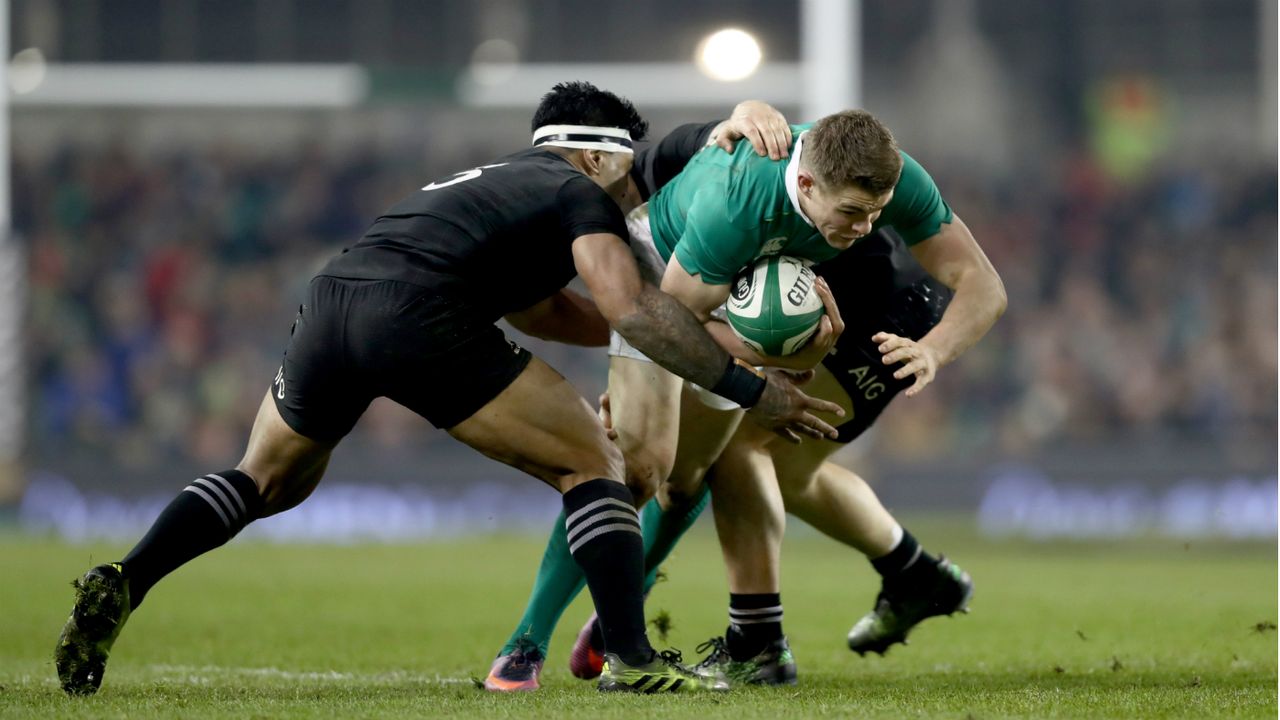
[725,255,825,357]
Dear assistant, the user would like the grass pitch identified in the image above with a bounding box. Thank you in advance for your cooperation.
[1,519,1275,719]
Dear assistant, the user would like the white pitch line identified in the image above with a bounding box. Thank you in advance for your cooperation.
[145,664,475,685]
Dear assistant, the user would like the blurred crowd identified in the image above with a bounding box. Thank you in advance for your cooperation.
[16,136,1277,477]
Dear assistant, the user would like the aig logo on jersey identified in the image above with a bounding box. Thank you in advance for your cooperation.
[845,365,886,399]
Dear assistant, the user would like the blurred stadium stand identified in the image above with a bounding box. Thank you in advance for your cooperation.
[6,0,1276,538]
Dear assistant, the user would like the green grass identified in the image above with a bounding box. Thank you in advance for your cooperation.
[1,520,1275,718]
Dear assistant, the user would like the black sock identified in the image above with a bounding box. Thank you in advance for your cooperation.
[121,470,263,609]
[563,479,652,666]
[870,529,939,583]
[726,592,783,660]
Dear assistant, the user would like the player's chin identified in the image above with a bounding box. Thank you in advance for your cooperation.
[823,233,859,250]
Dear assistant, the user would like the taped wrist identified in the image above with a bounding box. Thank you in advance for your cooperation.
[710,357,767,408]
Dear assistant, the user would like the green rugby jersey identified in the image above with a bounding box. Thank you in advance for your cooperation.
[647,123,953,285]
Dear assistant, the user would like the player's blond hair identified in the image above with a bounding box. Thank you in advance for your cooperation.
[802,110,902,194]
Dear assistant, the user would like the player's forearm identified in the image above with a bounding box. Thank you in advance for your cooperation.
[705,319,768,366]
[707,319,823,371]
[504,290,609,346]
[919,268,1006,366]
[612,284,732,390]
[546,289,611,346]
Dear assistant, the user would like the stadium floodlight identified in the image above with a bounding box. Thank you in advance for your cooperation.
[470,38,520,87]
[695,28,762,82]
[8,47,46,94]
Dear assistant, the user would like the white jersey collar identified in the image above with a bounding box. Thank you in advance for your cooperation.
[784,131,814,227]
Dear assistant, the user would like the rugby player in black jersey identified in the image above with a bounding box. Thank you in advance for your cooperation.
[53,82,846,697]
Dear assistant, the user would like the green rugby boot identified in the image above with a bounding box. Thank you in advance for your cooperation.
[55,563,132,696]
[694,635,798,686]
[598,649,729,693]
[847,556,973,656]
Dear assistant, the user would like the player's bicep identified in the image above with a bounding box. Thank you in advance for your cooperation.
[571,232,644,323]
[503,296,555,335]
[908,215,996,290]
[659,254,731,321]
[558,176,628,239]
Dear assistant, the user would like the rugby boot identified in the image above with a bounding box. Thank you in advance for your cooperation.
[55,563,132,696]
[568,612,605,680]
[847,556,973,656]
[694,635,798,686]
[598,649,729,693]
[483,637,544,692]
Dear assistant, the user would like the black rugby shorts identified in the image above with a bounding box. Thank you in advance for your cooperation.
[271,276,532,443]
[820,275,951,444]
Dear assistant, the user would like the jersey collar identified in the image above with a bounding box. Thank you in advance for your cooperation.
[784,131,814,227]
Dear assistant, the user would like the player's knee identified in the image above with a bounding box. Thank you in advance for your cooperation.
[550,433,627,494]
[621,449,673,506]
[776,469,818,507]
[623,471,658,507]
[661,462,709,507]
[239,465,317,517]
[658,480,700,511]
[599,440,627,486]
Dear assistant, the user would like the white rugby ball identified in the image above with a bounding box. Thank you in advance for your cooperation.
[725,255,825,357]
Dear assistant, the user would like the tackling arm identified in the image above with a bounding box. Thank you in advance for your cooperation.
[654,256,776,366]
[503,288,611,347]
[661,255,845,371]
[574,233,730,389]
[572,232,844,441]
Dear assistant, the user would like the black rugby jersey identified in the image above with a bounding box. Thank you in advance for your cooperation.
[630,121,718,202]
[319,147,627,321]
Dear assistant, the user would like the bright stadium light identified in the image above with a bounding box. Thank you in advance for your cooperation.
[696,28,762,82]
[469,38,520,87]
[9,47,46,94]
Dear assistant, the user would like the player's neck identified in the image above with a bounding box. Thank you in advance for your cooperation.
[546,146,589,175]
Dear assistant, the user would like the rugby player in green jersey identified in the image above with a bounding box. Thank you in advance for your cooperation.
[485,105,1005,690]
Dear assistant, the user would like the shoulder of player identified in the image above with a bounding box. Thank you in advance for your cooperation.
[892,149,937,192]
[896,147,921,173]
[881,149,941,211]
[721,151,790,231]
[555,171,612,204]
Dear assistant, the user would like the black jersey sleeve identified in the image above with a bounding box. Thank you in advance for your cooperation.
[557,175,629,241]
[631,120,720,200]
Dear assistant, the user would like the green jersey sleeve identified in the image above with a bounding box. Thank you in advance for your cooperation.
[671,187,761,285]
[877,151,953,245]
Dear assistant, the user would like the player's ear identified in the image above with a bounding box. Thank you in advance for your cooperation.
[583,149,604,175]
[797,169,816,195]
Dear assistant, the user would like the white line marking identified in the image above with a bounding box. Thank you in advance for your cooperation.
[144,664,474,685]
